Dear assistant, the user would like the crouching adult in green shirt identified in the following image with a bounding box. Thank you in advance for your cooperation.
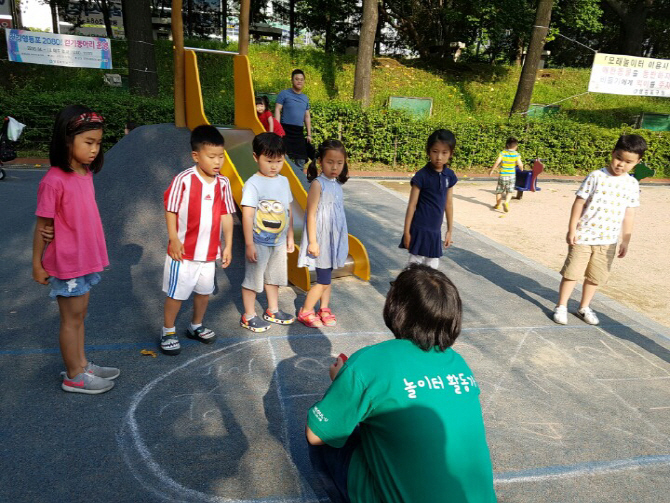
[306,264,497,503]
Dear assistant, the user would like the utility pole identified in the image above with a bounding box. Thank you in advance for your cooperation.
[509,0,553,116]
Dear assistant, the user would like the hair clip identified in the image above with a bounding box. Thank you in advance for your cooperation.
[71,112,105,129]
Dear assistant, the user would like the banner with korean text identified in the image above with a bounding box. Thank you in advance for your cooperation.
[5,29,112,69]
[588,53,670,98]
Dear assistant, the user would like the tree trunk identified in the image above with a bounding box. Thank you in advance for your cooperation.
[187,0,193,37]
[619,9,648,56]
[605,0,652,57]
[375,1,382,56]
[514,36,524,66]
[354,0,378,107]
[289,0,295,49]
[221,0,227,42]
[239,0,250,55]
[96,0,114,38]
[122,0,159,97]
[50,2,60,34]
[509,0,553,116]
[324,13,332,53]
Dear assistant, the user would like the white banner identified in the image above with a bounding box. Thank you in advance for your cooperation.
[588,53,670,98]
[5,29,112,69]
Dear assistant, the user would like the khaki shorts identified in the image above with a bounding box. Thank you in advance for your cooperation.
[560,244,617,285]
[242,242,288,293]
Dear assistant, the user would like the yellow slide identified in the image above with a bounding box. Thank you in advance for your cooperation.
[183,50,370,291]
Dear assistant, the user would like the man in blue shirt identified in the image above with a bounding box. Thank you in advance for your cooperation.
[274,69,312,170]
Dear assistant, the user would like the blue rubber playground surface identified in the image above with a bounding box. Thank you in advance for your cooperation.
[1,125,669,502]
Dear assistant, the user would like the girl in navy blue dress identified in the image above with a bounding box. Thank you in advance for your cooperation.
[400,129,458,269]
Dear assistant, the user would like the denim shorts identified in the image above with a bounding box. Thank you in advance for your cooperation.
[49,272,101,299]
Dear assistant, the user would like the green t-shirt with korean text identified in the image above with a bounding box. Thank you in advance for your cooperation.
[308,339,496,503]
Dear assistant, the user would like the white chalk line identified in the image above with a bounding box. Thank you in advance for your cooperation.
[482,328,532,413]
[118,338,311,503]
[495,454,670,484]
[267,338,313,497]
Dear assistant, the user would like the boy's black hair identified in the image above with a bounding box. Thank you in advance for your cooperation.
[255,96,264,106]
[306,139,349,184]
[426,129,456,156]
[292,68,305,79]
[253,132,286,158]
[383,264,462,352]
[614,134,647,158]
[191,125,224,151]
[50,104,105,174]
[505,137,518,149]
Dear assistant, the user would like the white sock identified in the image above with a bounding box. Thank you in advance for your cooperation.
[190,322,202,332]
[163,326,176,336]
[244,313,256,319]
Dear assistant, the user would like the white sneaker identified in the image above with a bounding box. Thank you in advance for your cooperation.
[553,305,568,325]
[577,306,600,325]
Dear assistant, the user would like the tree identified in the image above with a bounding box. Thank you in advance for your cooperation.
[354,0,378,106]
[605,0,652,56]
[39,0,70,33]
[296,0,359,52]
[95,0,114,38]
[510,0,553,115]
[122,0,159,96]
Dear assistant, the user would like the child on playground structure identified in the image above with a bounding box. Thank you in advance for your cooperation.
[306,264,497,503]
[553,134,647,326]
[256,96,285,137]
[160,125,235,355]
[399,129,457,269]
[240,132,295,332]
[489,136,523,212]
[296,139,350,328]
[32,105,119,394]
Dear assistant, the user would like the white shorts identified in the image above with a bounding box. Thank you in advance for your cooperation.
[162,256,216,301]
[408,254,440,270]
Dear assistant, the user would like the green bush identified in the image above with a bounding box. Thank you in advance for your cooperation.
[1,40,668,177]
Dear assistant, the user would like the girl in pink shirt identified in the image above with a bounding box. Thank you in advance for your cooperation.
[32,105,119,395]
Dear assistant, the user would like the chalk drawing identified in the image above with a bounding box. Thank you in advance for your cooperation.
[118,339,313,503]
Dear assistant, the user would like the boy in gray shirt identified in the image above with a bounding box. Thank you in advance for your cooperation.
[240,133,295,332]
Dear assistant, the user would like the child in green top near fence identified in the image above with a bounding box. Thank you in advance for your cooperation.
[489,137,523,212]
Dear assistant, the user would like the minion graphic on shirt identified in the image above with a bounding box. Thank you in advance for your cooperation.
[254,199,287,245]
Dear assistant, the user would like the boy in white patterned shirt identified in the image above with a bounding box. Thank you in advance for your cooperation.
[553,134,647,326]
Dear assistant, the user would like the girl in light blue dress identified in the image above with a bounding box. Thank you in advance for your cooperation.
[297,140,349,327]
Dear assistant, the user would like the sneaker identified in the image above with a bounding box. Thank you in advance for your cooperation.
[186,325,216,344]
[297,309,323,328]
[494,204,501,210]
[240,314,271,332]
[62,372,114,394]
[263,309,295,325]
[160,331,181,355]
[503,202,510,213]
[318,308,337,327]
[577,306,600,325]
[85,361,120,380]
[553,305,568,325]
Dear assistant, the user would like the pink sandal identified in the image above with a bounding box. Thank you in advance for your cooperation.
[297,309,323,328]
[318,308,337,327]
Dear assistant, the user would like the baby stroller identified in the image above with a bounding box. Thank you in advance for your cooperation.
[0,116,26,181]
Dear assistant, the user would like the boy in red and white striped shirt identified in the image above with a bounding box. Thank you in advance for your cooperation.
[160,125,236,355]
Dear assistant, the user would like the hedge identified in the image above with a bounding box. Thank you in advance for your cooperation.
[2,90,668,177]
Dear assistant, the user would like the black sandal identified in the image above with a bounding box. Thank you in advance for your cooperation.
[186,326,216,344]
[160,333,181,355]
